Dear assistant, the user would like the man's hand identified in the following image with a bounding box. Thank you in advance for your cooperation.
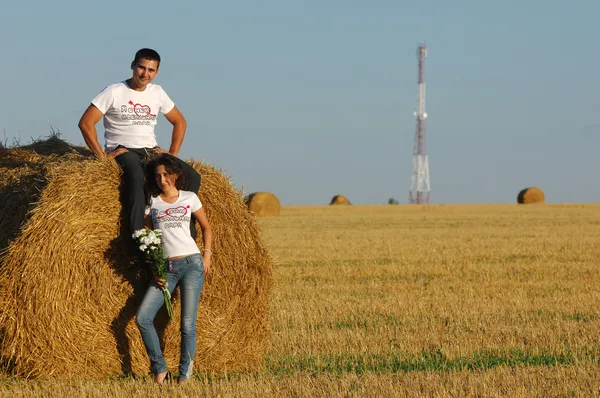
[106,147,128,159]
[153,147,169,155]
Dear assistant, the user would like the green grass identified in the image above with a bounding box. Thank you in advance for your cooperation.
[264,347,593,376]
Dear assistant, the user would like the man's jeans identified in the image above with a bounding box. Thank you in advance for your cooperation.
[114,147,201,238]
[136,253,205,380]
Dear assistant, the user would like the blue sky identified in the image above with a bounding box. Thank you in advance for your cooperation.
[1,1,599,205]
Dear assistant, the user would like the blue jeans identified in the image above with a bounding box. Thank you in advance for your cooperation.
[136,253,204,380]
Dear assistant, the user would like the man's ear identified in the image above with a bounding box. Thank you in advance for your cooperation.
[131,61,135,70]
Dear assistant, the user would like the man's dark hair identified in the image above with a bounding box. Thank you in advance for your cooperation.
[133,48,161,67]
[145,154,186,198]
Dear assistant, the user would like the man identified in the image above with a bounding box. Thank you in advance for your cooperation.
[78,48,201,237]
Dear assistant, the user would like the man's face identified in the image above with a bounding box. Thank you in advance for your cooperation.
[131,58,159,87]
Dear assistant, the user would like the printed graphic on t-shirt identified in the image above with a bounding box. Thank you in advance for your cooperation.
[119,100,158,126]
[152,205,191,229]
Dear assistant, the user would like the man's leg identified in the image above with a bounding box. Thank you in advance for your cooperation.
[115,151,146,235]
[178,159,201,194]
[174,157,201,239]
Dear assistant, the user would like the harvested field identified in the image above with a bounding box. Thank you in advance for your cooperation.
[2,203,600,396]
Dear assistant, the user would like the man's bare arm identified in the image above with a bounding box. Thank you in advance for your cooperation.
[78,105,127,159]
[78,105,106,158]
[163,106,187,157]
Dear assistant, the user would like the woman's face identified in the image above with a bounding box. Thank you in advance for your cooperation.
[155,165,177,192]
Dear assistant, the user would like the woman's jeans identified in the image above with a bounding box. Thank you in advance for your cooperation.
[136,253,204,380]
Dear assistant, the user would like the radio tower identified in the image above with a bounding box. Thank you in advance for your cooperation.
[409,44,431,204]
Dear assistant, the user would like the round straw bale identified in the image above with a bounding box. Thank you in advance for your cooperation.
[244,192,280,217]
[330,195,351,205]
[0,140,273,379]
[19,134,91,156]
[517,187,545,204]
[0,148,48,251]
[0,140,88,252]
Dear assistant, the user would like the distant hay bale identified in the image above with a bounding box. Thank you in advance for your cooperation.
[330,195,351,205]
[0,138,273,379]
[244,192,280,217]
[517,187,545,204]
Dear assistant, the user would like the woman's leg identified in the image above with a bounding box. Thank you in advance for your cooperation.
[135,273,179,376]
[177,254,205,381]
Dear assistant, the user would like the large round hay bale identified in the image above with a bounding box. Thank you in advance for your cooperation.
[244,192,280,217]
[517,187,545,204]
[0,139,273,379]
[0,148,49,251]
[0,139,89,253]
[330,195,351,205]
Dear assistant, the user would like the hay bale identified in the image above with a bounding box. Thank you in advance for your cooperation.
[0,139,89,252]
[0,139,273,379]
[20,133,92,156]
[244,192,280,217]
[330,195,351,205]
[517,187,545,204]
[0,149,49,252]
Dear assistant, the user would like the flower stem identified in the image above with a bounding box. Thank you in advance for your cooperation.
[162,288,174,317]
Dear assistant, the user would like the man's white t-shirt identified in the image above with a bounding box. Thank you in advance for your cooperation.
[91,81,175,151]
[145,190,202,259]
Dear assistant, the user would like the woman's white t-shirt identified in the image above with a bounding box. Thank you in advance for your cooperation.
[145,190,202,259]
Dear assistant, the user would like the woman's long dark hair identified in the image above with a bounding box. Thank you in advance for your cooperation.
[145,154,186,200]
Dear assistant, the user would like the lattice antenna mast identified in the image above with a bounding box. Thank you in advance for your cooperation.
[409,44,431,204]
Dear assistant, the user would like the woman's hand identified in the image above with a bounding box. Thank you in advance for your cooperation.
[202,251,212,275]
[152,271,167,289]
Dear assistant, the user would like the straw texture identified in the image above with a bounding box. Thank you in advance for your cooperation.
[517,187,545,204]
[0,139,272,379]
[0,149,47,253]
[244,192,280,217]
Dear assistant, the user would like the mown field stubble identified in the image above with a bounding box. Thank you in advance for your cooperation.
[2,204,600,397]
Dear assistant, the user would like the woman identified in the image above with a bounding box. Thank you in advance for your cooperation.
[135,153,212,385]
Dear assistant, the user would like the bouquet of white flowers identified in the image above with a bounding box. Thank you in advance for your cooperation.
[132,228,174,317]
